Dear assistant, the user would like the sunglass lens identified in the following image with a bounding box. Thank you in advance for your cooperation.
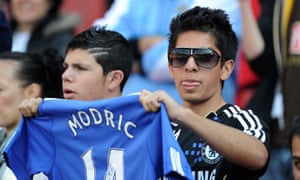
[169,54,188,67]
[194,54,219,68]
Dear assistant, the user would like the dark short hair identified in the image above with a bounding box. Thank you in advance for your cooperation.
[66,26,133,90]
[168,6,238,62]
[0,49,64,98]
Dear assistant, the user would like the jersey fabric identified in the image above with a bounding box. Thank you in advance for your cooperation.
[172,104,270,180]
[4,95,193,180]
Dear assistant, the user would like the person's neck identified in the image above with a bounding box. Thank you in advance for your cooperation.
[183,97,226,117]
[17,23,35,33]
[104,91,122,99]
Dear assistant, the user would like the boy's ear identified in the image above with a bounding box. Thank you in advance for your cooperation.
[107,70,124,91]
[221,59,234,81]
[24,83,42,98]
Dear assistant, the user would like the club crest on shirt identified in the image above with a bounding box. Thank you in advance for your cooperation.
[201,143,221,165]
[289,21,300,55]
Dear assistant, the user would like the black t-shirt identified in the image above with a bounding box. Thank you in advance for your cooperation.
[172,104,270,180]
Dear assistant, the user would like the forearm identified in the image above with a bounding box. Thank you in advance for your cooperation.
[239,0,265,60]
[142,39,173,81]
[178,108,268,170]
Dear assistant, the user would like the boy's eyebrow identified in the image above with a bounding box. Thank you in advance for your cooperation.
[63,62,90,67]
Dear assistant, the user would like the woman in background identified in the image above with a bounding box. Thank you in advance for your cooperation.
[7,0,79,55]
[0,48,64,179]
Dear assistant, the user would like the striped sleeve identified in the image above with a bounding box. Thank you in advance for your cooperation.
[223,105,267,143]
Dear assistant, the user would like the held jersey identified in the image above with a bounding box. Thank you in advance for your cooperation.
[4,95,193,180]
[172,104,270,180]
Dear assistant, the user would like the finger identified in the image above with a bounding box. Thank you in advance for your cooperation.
[139,90,152,111]
[23,101,34,117]
[31,98,42,115]
[18,100,29,117]
[149,100,161,112]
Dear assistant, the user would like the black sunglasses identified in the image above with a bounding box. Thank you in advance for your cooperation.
[168,48,223,69]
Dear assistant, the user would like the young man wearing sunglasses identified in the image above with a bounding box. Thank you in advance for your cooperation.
[139,6,270,179]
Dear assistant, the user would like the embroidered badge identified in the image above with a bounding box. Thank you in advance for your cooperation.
[289,21,300,55]
[201,143,221,165]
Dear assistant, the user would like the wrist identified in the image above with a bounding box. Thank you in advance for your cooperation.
[175,107,193,126]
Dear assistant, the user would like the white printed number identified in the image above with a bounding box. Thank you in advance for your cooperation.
[82,148,124,180]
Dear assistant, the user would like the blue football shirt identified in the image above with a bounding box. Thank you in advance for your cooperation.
[4,95,193,180]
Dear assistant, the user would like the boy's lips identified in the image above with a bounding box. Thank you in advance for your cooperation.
[63,88,76,99]
[181,80,200,89]
[182,80,200,86]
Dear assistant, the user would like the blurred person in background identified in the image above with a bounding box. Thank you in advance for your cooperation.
[0,49,64,179]
[6,0,80,56]
[240,0,300,179]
